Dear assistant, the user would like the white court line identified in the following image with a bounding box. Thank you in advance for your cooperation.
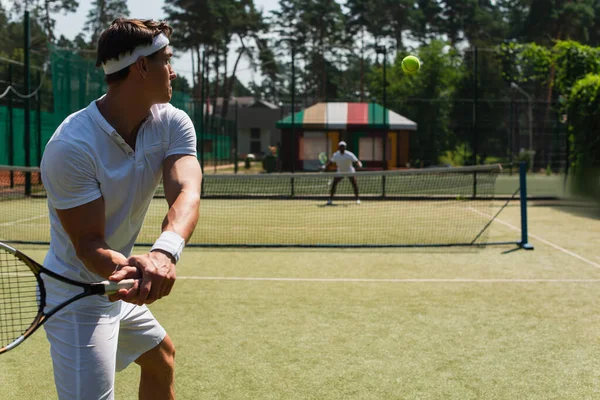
[177,276,600,283]
[0,214,48,227]
[468,207,600,269]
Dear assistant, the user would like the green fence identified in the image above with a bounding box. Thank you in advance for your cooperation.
[190,105,236,166]
[0,106,57,166]
[1,45,234,167]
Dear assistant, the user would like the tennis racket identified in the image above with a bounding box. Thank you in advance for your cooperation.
[0,242,135,355]
[318,152,329,171]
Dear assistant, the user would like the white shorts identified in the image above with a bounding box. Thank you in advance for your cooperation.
[42,278,166,400]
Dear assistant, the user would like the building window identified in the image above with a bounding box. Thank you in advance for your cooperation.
[300,132,327,160]
[250,128,261,154]
[359,136,391,161]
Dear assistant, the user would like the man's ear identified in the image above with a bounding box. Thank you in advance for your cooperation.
[133,56,149,78]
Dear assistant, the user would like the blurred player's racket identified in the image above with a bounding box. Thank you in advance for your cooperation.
[318,152,328,166]
[0,242,135,354]
[317,152,334,189]
[318,152,329,173]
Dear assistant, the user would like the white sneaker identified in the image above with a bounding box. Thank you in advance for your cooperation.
[356,199,361,205]
[327,199,333,205]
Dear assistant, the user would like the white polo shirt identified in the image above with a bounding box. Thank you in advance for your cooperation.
[41,99,197,283]
[331,150,359,173]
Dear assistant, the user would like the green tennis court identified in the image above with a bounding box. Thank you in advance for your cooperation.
[2,198,600,399]
[0,197,514,247]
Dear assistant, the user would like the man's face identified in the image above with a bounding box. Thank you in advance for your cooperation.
[339,145,346,153]
[145,46,176,104]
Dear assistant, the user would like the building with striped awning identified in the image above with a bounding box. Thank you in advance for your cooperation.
[276,102,417,171]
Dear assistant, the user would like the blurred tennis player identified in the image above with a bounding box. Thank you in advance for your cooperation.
[322,141,363,205]
[39,18,201,400]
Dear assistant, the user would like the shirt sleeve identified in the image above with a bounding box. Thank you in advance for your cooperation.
[41,140,102,210]
[330,153,337,163]
[166,107,197,158]
[350,152,359,162]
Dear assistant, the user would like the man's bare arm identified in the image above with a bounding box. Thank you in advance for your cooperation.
[160,153,202,243]
[111,154,202,304]
[56,197,130,279]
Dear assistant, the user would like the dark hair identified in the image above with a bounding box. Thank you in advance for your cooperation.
[95,18,173,84]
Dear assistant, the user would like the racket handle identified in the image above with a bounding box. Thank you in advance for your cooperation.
[103,279,137,296]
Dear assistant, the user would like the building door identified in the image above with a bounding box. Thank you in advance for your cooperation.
[250,128,261,154]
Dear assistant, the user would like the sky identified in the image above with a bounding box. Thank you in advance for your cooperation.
[11,0,283,88]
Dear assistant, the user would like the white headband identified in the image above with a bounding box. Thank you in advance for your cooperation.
[102,32,170,75]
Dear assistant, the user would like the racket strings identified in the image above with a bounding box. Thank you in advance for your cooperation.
[0,249,40,348]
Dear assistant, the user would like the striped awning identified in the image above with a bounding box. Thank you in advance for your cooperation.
[276,102,417,131]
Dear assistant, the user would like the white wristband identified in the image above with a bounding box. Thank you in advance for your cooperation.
[151,231,185,263]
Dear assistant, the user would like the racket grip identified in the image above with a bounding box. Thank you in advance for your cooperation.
[103,279,137,296]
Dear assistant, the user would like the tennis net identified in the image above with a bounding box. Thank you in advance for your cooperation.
[0,164,527,248]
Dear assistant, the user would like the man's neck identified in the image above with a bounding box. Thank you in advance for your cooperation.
[97,84,152,145]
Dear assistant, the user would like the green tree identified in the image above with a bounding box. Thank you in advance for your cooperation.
[497,0,530,41]
[436,0,508,46]
[251,37,280,102]
[591,1,600,45]
[1,6,48,65]
[271,0,312,103]
[10,0,79,43]
[164,0,226,111]
[218,0,269,119]
[498,42,552,95]
[85,0,129,45]
[384,0,417,50]
[171,74,192,95]
[523,0,596,45]
[165,0,269,118]
[272,0,347,102]
[369,41,465,166]
[346,0,413,49]
[566,73,600,197]
[345,0,412,100]
[553,40,600,94]
[410,0,443,43]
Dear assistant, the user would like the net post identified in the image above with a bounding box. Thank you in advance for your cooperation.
[519,161,534,250]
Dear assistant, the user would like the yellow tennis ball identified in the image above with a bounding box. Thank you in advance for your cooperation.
[402,55,420,75]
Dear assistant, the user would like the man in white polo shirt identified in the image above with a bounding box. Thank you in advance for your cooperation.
[39,18,201,400]
[322,141,363,205]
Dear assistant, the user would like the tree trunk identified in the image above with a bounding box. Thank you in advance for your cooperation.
[221,34,247,121]
[203,50,211,130]
[360,29,364,102]
[193,46,199,99]
[221,45,229,120]
[540,30,562,170]
[44,0,54,42]
[213,49,220,127]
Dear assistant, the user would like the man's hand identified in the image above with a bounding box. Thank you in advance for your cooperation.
[107,265,141,303]
[108,251,176,305]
